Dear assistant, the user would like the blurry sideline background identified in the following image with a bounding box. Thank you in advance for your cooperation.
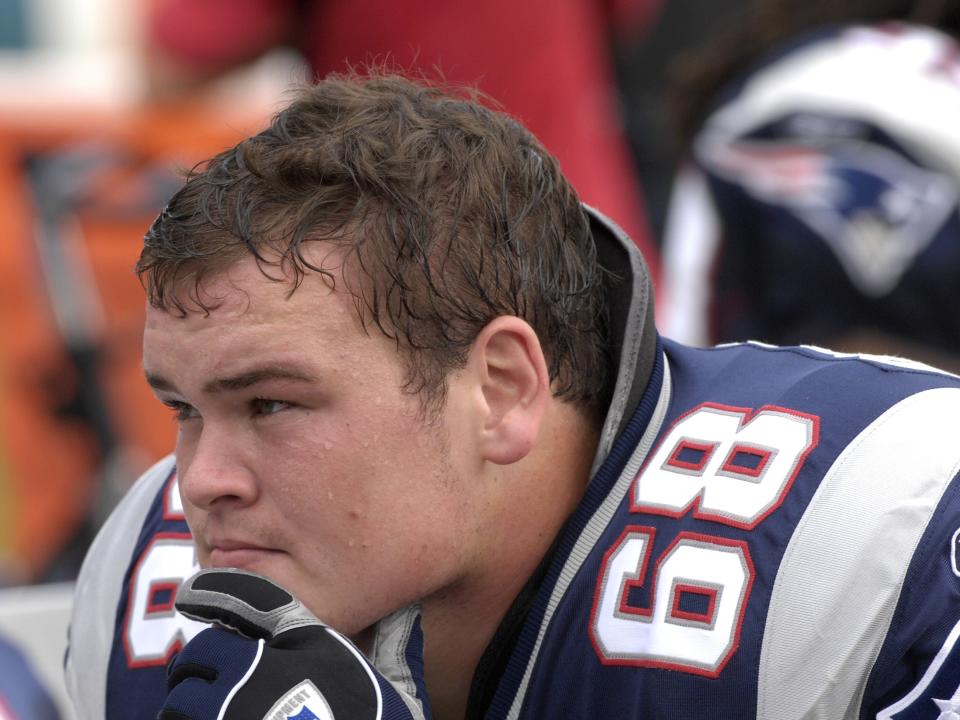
[0,0,307,715]
[0,0,304,591]
[0,0,733,716]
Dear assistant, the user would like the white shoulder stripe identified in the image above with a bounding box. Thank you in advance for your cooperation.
[757,388,960,719]
[65,454,177,719]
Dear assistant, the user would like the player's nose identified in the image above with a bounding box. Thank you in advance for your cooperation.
[177,425,259,510]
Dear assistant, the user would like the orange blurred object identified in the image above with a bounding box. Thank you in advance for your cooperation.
[0,100,269,583]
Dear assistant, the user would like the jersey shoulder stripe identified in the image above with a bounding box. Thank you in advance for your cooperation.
[759,386,960,718]
[66,455,176,719]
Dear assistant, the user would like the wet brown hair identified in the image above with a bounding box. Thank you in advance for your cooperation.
[138,73,611,416]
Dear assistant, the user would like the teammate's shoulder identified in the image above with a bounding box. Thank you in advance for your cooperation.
[100,454,179,541]
[75,453,176,576]
[128,453,177,499]
[66,453,179,718]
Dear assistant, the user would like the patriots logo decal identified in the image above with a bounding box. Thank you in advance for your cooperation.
[698,130,958,298]
[263,680,335,720]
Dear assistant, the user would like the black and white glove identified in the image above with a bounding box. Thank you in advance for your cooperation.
[158,568,431,720]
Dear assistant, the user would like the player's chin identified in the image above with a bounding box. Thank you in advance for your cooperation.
[347,624,377,655]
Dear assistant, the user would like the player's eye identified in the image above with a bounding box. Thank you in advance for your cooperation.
[163,400,199,422]
[251,398,291,416]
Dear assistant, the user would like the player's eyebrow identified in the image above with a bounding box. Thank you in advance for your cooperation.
[202,365,318,393]
[144,365,318,395]
[144,371,178,394]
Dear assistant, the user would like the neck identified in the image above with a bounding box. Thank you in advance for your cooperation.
[421,402,600,720]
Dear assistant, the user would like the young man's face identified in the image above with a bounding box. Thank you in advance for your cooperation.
[142,253,482,636]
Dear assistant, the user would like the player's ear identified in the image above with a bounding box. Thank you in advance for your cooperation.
[469,316,550,465]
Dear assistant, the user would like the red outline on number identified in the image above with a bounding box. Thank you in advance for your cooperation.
[145,580,180,615]
[162,469,185,521]
[590,529,755,677]
[629,402,820,530]
[600,525,657,620]
[720,443,772,478]
[123,532,193,669]
[665,439,718,473]
[670,583,718,625]
[589,525,656,658]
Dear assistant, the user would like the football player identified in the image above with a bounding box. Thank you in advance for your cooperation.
[68,73,960,719]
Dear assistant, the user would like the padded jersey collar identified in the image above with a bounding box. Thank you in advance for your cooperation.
[585,204,658,472]
[465,204,659,718]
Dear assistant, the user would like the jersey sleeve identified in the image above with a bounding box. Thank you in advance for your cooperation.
[64,454,176,719]
[749,384,960,718]
[863,469,960,719]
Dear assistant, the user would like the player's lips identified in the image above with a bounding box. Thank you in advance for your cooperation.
[206,539,282,568]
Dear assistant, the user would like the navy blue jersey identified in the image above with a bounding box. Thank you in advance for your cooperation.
[105,465,203,714]
[66,456,206,719]
[66,207,960,719]
[491,339,960,719]
[67,339,960,719]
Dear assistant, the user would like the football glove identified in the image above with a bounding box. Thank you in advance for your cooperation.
[158,568,431,720]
